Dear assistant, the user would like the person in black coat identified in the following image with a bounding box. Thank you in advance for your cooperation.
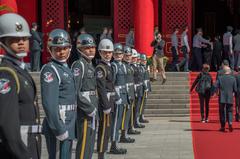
[212,35,223,71]
[191,64,213,122]
[214,67,237,132]
[30,23,42,72]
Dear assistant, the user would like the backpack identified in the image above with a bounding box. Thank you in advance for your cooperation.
[195,73,212,94]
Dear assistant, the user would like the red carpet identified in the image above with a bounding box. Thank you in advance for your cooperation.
[190,72,240,159]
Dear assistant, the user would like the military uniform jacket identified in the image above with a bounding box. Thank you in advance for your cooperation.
[41,59,77,139]
[0,56,38,159]
[96,60,115,112]
[215,74,237,104]
[131,63,144,97]
[139,64,148,94]
[72,56,98,119]
[112,60,128,105]
[123,61,135,101]
[143,65,152,92]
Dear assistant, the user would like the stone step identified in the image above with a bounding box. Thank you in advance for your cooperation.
[151,81,189,85]
[146,103,190,109]
[146,99,189,104]
[153,72,189,77]
[148,94,190,99]
[151,90,189,94]
[144,108,189,114]
[145,114,189,117]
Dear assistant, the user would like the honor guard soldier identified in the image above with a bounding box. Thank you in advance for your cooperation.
[119,45,136,143]
[109,43,128,154]
[0,13,41,159]
[134,53,146,128]
[41,29,76,159]
[96,39,115,159]
[127,49,142,134]
[72,34,98,159]
[139,54,151,123]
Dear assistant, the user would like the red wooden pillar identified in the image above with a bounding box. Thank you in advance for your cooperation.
[154,0,159,27]
[134,0,154,57]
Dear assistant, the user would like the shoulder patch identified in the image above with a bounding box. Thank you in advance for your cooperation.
[73,68,80,76]
[97,70,104,78]
[0,78,11,94]
[44,72,54,83]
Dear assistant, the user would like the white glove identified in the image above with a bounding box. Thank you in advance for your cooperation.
[88,108,97,117]
[145,91,148,99]
[103,108,111,114]
[56,131,69,141]
[115,98,122,105]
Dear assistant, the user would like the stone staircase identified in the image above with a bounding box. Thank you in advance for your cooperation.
[145,72,190,117]
[30,72,190,118]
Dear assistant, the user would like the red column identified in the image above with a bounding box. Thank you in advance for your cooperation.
[154,0,159,27]
[134,0,154,57]
[0,0,18,15]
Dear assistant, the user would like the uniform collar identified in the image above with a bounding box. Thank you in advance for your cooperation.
[52,59,68,68]
[4,55,26,70]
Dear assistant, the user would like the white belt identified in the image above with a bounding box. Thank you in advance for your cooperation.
[115,85,126,89]
[127,83,134,87]
[21,125,42,134]
[59,104,77,111]
[81,90,96,96]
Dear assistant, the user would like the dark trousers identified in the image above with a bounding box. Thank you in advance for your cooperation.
[192,47,202,71]
[224,45,234,69]
[110,104,124,142]
[219,103,233,128]
[139,92,147,118]
[31,50,41,72]
[121,104,131,131]
[128,100,135,129]
[45,132,73,159]
[171,47,179,70]
[234,51,240,69]
[212,54,222,71]
[76,118,96,159]
[135,96,143,125]
[235,94,240,117]
[179,46,189,71]
[198,93,210,120]
[97,113,111,154]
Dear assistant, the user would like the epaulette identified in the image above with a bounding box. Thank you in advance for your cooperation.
[0,67,20,94]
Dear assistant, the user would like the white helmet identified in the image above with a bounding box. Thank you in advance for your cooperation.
[98,39,114,52]
[0,13,31,38]
[132,49,138,58]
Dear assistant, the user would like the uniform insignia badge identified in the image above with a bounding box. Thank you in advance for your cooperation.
[0,79,11,94]
[15,22,23,32]
[73,68,80,76]
[97,71,103,78]
[44,72,54,83]
[63,72,69,77]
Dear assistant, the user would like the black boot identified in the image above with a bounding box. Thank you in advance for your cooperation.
[128,128,141,135]
[109,141,127,155]
[135,123,145,128]
[139,116,149,123]
[120,135,135,143]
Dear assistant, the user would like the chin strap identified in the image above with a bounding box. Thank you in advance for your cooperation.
[0,42,25,59]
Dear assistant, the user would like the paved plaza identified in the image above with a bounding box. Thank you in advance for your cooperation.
[41,117,194,159]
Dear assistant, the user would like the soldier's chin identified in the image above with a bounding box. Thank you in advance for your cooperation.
[88,56,95,60]
[16,52,27,58]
